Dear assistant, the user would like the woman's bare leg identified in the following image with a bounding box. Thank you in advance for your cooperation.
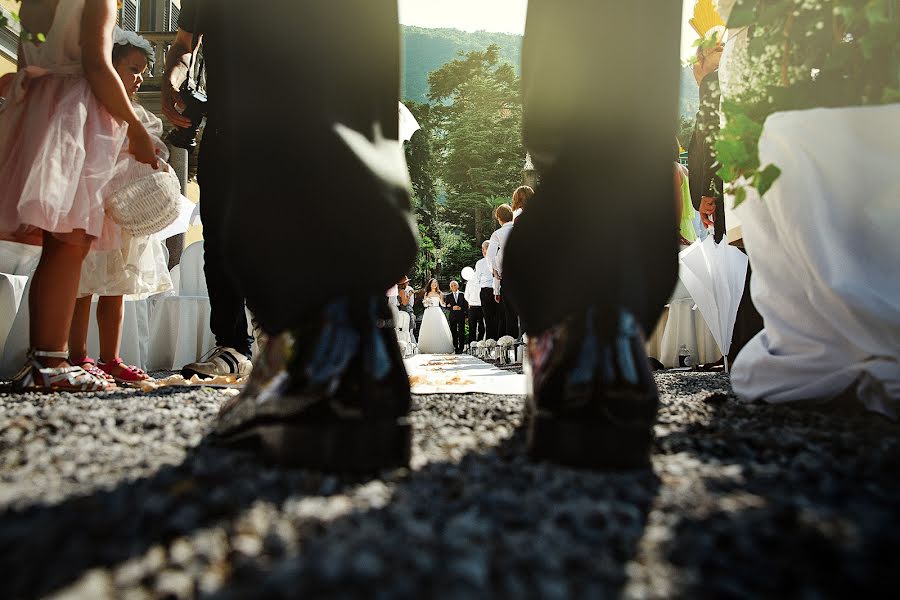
[68,296,93,359]
[29,232,90,367]
[96,295,124,363]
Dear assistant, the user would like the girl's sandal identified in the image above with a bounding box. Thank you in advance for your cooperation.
[71,356,117,386]
[98,358,152,386]
[12,349,116,393]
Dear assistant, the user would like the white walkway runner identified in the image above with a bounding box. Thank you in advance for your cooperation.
[404,354,526,395]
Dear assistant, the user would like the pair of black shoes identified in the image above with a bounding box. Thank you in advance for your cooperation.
[214,298,658,471]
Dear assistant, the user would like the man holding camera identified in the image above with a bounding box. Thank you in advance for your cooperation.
[162,0,254,379]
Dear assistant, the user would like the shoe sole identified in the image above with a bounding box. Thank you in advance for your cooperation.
[219,419,411,472]
[528,415,653,470]
[181,367,249,380]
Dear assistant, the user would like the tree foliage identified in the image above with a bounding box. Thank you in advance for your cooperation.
[428,45,525,241]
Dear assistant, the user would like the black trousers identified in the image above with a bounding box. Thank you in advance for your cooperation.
[468,305,485,343]
[197,126,253,358]
[480,288,500,340]
[504,0,682,336]
[449,316,466,352]
[222,1,417,333]
[498,291,519,339]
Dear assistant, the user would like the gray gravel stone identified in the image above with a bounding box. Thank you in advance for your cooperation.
[1,371,899,598]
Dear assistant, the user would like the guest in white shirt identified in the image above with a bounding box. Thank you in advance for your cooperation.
[467,241,491,342]
[511,185,533,221]
[486,203,518,339]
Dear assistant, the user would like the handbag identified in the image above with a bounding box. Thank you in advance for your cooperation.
[105,161,182,237]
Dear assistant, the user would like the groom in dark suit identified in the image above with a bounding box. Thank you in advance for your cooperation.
[445,280,468,353]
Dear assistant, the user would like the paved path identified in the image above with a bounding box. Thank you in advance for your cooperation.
[1,372,898,598]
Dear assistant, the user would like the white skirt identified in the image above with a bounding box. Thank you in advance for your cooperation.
[78,232,172,298]
[417,306,455,354]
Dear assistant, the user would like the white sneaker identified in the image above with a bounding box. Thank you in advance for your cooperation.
[181,346,252,379]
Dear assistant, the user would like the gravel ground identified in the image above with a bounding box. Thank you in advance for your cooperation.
[1,371,899,599]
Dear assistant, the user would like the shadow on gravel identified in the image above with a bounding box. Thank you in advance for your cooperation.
[0,438,378,598]
[210,429,661,599]
[653,383,900,597]
[0,425,661,598]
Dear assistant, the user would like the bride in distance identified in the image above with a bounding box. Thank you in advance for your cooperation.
[417,279,455,354]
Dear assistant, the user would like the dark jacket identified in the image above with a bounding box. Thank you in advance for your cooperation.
[444,291,468,322]
[688,71,726,242]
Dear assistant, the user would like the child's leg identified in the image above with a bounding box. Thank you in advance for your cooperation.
[29,232,91,367]
[96,295,124,363]
[68,296,93,359]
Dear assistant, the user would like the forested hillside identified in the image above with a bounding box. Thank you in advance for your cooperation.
[401,25,700,119]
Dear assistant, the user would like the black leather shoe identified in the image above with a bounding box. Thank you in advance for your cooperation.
[525,308,658,470]
[213,297,411,472]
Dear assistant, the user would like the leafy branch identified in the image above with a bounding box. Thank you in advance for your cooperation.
[716,0,899,205]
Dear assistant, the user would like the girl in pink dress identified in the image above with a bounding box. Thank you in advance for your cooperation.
[0,0,158,392]
[67,29,174,387]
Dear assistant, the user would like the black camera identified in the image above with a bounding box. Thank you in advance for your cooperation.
[166,79,208,151]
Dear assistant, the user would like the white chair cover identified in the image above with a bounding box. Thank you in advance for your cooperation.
[0,241,41,275]
[0,278,152,376]
[0,272,28,361]
[145,240,214,370]
[145,240,256,370]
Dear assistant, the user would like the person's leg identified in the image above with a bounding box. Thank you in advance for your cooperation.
[481,288,498,339]
[213,0,417,470]
[505,0,682,469]
[468,306,483,343]
[197,130,253,359]
[68,295,93,360]
[180,128,253,379]
[96,295,123,363]
[29,232,91,366]
[500,293,520,339]
[15,231,112,391]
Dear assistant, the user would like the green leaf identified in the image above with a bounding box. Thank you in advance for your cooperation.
[35,32,46,43]
[754,164,782,196]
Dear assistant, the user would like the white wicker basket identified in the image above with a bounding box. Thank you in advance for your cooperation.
[105,163,181,237]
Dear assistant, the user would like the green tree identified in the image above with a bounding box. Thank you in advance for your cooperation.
[427,45,525,243]
[404,102,439,284]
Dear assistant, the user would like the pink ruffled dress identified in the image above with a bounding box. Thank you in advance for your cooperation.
[0,0,127,248]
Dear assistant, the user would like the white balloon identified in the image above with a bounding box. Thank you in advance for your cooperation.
[461,266,475,281]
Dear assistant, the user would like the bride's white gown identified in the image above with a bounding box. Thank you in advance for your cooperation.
[417,296,455,354]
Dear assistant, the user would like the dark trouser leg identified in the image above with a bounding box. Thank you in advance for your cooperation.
[504,0,682,470]
[499,291,519,339]
[214,1,417,470]
[450,318,465,351]
[505,0,681,335]
[197,128,253,358]
[480,288,499,340]
[468,306,484,343]
[221,0,416,334]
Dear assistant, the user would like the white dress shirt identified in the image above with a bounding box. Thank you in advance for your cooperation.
[464,275,482,306]
[473,257,492,291]
[486,221,514,294]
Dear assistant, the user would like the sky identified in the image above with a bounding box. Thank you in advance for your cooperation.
[398,0,699,60]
